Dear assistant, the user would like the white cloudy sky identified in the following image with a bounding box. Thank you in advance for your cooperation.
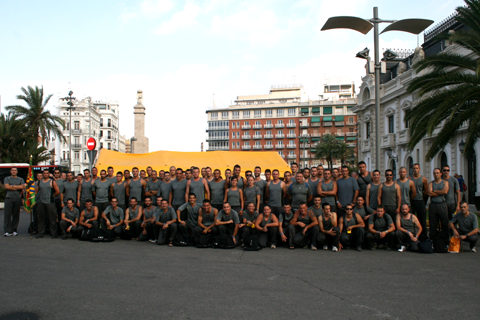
[0,0,464,152]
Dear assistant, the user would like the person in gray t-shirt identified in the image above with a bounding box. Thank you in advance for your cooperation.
[365,206,395,250]
[336,167,359,217]
[3,167,26,236]
[449,201,479,251]
[216,203,241,245]
[59,199,80,239]
[287,172,312,210]
[442,166,461,220]
[101,199,125,236]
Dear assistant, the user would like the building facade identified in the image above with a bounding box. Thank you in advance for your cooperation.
[353,14,478,204]
[206,84,358,167]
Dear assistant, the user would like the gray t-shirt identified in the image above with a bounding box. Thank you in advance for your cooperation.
[107,176,117,185]
[450,212,478,233]
[178,202,202,227]
[254,179,267,204]
[288,182,312,208]
[146,179,161,203]
[244,186,261,207]
[159,181,172,201]
[216,209,240,224]
[368,214,394,231]
[336,177,359,206]
[445,176,460,204]
[55,178,65,200]
[243,210,259,223]
[154,207,177,223]
[171,179,187,206]
[93,180,110,203]
[353,205,374,219]
[308,205,324,218]
[62,206,79,221]
[104,206,125,224]
[4,176,25,200]
[63,180,79,203]
[279,211,294,228]
[208,179,225,205]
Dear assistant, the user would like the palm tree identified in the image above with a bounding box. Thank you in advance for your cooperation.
[406,0,480,160]
[314,134,338,169]
[6,85,65,147]
[336,142,354,166]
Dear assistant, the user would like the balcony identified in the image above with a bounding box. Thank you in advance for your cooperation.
[264,123,273,129]
[397,129,409,145]
[275,123,285,128]
[264,134,273,139]
[287,123,296,128]
[312,142,318,148]
[242,135,251,140]
[72,129,82,134]
[311,122,321,127]
[105,136,113,141]
[287,144,297,149]
[253,124,262,129]
[252,135,262,139]
[347,143,357,148]
[207,136,228,141]
[72,144,82,149]
[253,145,262,150]
[207,146,229,151]
[362,139,371,152]
[286,133,296,138]
[311,132,322,137]
[287,154,297,159]
[381,133,396,149]
[323,122,333,127]
[60,159,69,165]
[335,122,345,126]
[275,134,285,139]
[335,133,345,137]
[207,126,229,131]
[345,132,357,136]
[242,145,251,150]
[242,125,251,130]
[300,143,311,148]
[275,144,285,149]
[264,145,274,149]
[300,122,309,128]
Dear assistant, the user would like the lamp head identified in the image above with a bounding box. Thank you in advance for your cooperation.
[356,47,370,60]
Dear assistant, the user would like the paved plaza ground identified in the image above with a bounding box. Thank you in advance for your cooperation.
[0,210,478,320]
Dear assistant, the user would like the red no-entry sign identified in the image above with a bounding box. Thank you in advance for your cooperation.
[87,137,96,151]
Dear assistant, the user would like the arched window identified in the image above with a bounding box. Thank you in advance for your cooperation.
[407,157,414,177]
[362,88,371,102]
[440,151,448,169]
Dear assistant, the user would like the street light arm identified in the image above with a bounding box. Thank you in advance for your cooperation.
[321,16,373,35]
[380,18,434,35]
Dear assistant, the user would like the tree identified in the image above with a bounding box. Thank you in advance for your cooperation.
[336,142,354,166]
[6,85,65,147]
[406,0,480,160]
[314,134,337,169]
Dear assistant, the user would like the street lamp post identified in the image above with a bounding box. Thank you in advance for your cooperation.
[64,91,76,171]
[321,7,433,170]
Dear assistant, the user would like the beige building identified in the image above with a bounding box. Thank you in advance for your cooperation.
[132,90,149,154]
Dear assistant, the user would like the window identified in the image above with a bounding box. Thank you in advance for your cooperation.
[335,107,343,115]
[258,101,265,104]
[348,117,354,124]
[107,131,111,139]
[232,142,235,149]
[337,129,343,134]
[237,142,240,148]
[278,120,283,124]
[255,131,261,136]
[266,141,272,146]
[108,143,111,150]
[211,112,218,120]
[255,141,261,146]
[74,121,80,130]
[349,127,354,133]
[243,110,250,118]
[266,130,272,135]
[366,122,371,139]
[323,107,332,114]
[254,110,261,118]
[74,151,79,159]
[288,108,295,116]
[278,140,284,146]
[388,115,395,133]
[278,130,283,135]
[325,128,331,134]
[255,121,260,125]
[237,122,239,128]
[232,132,235,139]
[108,119,111,127]
[265,109,272,117]
[288,140,295,146]
[232,122,235,129]
[222,112,228,119]
[277,109,284,117]
[266,120,272,125]
[278,151,284,156]
[84,152,87,160]
[233,111,239,119]
[289,129,295,135]
[100,119,103,127]
[100,130,103,138]
[405,110,411,128]
[237,132,240,139]
[289,119,294,124]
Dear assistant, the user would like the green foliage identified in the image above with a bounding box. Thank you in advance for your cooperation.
[314,134,355,169]
[0,183,5,202]
[406,0,480,160]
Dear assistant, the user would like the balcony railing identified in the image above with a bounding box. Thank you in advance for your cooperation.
[362,139,371,151]
[207,146,229,151]
[347,143,356,147]
[300,122,309,128]
[242,125,251,130]
[264,134,273,139]
[335,122,345,126]
[264,124,273,129]
[287,123,296,128]
[72,129,82,134]
[252,135,262,139]
[264,145,274,149]
[323,122,333,126]
[242,145,251,150]
[381,133,396,149]
[72,144,82,149]
[242,135,251,140]
[287,144,297,149]
[311,133,321,137]
[287,154,297,159]
[286,133,296,138]
[275,134,285,139]
[275,144,285,149]
[311,123,321,127]
[275,123,285,128]
[345,132,357,136]
[252,124,262,129]
[300,143,310,148]
[253,145,262,150]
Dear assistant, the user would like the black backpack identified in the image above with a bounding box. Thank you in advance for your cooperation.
[103,229,116,242]
[213,235,236,249]
[433,237,447,253]
[196,234,211,248]
[173,232,189,246]
[243,235,262,251]
[418,239,433,253]
[79,228,94,241]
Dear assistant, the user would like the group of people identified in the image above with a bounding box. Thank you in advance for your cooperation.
[3,161,478,253]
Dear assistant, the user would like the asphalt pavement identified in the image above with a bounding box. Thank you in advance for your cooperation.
[0,210,478,320]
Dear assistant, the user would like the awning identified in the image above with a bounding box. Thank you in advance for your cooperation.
[301,107,309,113]
[335,116,344,121]
[323,107,332,114]
[310,149,317,152]
[335,136,344,140]
[311,138,320,141]
[323,116,332,121]
[311,117,320,123]
[312,107,320,113]
[347,137,357,141]
[300,138,309,142]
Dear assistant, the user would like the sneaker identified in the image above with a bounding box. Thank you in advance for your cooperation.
[322,245,328,250]
[471,247,476,253]
[311,245,317,251]
[398,245,406,252]
[12,232,18,237]
[4,233,12,237]
[271,244,276,249]
[332,246,338,252]
[356,246,362,252]
[149,239,157,243]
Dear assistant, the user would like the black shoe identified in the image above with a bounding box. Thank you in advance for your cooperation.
[62,235,68,240]
[35,234,44,239]
[356,246,362,252]
[51,234,57,239]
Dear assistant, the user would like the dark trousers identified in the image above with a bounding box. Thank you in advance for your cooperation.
[77,221,99,234]
[218,224,239,245]
[458,229,479,249]
[254,227,278,247]
[155,223,177,245]
[118,204,127,213]
[194,225,218,240]
[55,198,62,228]
[446,203,456,221]
[270,206,283,218]
[59,220,80,237]
[4,198,21,233]
[384,205,397,222]
[365,232,394,249]
[293,225,318,247]
[429,202,449,241]
[125,220,143,238]
[96,202,110,216]
[138,222,155,241]
[212,204,223,212]
[37,202,57,236]
[177,221,198,243]
[411,199,427,240]
[340,227,365,248]
[279,224,295,248]
[394,230,420,252]
[316,227,340,248]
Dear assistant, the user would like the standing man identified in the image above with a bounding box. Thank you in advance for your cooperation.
[35,169,60,238]
[171,168,187,211]
[169,166,176,180]
[356,161,372,201]
[158,170,165,183]
[395,204,422,252]
[306,167,320,207]
[377,169,401,221]
[93,170,111,214]
[317,165,324,181]
[205,167,214,183]
[409,163,429,241]
[442,165,461,220]
[457,175,466,202]
[53,169,65,227]
[224,169,232,181]
[366,170,382,210]
[287,172,313,211]
[209,169,225,212]
[126,167,146,208]
[111,172,127,212]
[62,172,79,209]
[106,166,116,185]
[335,166,359,218]
[266,169,287,217]
[123,169,131,181]
[159,172,173,206]
[331,168,340,182]
[428,168,449,242]
[397,167,416,206]
[3,167,25,237]
[91,167,99,182]
[449,201,479,252]
[226,164,246,190]
[185,167,210,206]
[254,166,267,211]
[318,169,337,208]
[302,168,310,181]
[290,162,299,183]
[78,169,93,214]
[145,170,161,204]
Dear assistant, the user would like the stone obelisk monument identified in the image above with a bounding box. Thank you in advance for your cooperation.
[132,90,149,153]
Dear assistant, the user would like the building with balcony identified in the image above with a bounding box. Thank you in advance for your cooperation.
[353,12,478,204]
[206,84,358,167]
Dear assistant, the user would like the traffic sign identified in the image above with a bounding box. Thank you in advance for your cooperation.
[87,137,96,151]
